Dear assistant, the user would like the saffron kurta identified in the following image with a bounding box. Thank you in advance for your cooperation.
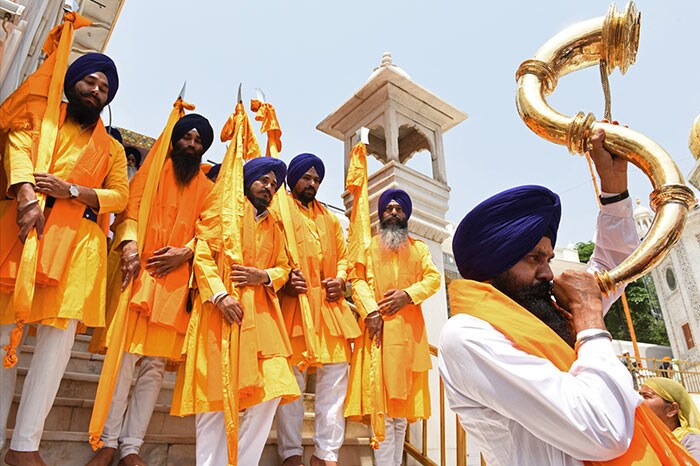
[171,201,299,415]
[278,198,360,366]
[90,159,213,360]
[0,118,129,329]
[345,236,441,422]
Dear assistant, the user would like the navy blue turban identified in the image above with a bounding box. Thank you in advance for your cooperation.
[206,163,221,182]
[108,127,123,144]
[378,188,412,220]
[452,185,561,282]
[125,146,142,167]
[243,157,287,192]
[64,53,119,105]
[287,153,325,189]
[171,113,214,154]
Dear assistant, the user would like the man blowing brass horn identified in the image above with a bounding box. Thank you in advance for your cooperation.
[440,2,697,465]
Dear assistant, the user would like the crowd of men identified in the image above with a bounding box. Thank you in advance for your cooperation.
[1,48,699,466]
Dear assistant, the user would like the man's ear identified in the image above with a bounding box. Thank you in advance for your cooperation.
[666,401,680,419]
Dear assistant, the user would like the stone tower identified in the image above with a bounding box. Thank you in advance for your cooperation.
[317,52,466,240]
[634,198,700,362]
[317,52,468,465]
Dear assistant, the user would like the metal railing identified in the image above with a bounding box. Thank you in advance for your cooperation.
[619,354,700,393]
[403,345,480,466]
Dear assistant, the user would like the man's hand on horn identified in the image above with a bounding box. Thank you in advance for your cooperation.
[588,121,628,194]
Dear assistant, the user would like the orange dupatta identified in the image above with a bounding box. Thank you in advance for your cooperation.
[448,279,698,466]
[194,101,261,464]
[346,141,386,448]
[251,99,321,370]
[0,12,94,367]
[88,97,195,449]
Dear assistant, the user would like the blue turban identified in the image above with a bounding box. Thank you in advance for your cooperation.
[206,163,221,182]
[378,188,412,220]
[171,113,214,154]
[108,127,123,144]
[64,53,119,105]
[452,185,561,282]
[287,153,325,189]
[243,157,287,192]
[125,146,142,167]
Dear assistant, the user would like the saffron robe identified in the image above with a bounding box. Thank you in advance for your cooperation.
[278,198,360,366]
[90,159,213,359]
[0,118,129,329]
[345,236,441,422]
[171,201,299,415]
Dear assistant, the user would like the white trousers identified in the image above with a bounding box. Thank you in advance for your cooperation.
[276,363,348,461]
[0,320,77,451]
[195,397,281,466]
[373,417,408,466]
[101,352,166,458]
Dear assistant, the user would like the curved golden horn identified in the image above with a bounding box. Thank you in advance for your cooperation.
[515,2,696,294]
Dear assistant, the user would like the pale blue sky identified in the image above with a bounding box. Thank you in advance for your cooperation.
[104,1,700,247]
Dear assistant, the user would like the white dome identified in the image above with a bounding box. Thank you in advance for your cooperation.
[633,198,652,219]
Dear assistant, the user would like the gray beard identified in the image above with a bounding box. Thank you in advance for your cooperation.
[379,222,409,251]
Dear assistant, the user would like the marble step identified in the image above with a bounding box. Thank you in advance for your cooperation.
[7,393,371,440]
[2,430,193,466]
[17,336,178,384]
[14,367,177,406]
[2,430,373,466]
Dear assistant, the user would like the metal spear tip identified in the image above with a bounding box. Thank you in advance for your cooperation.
[237,83,243,104]
[356,127,370,145]
[255,88,266,104]
[177,81,187,100]
[63,0,78,12]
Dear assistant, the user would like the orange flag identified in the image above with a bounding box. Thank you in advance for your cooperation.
[1,12,91,368]
[345,141,386,448]
[88,97,195,450]
[205,100,261,464]
[251,99,319,370]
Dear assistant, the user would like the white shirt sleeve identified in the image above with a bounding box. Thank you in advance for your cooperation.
[587,196,639,314]
[439,314,641,462]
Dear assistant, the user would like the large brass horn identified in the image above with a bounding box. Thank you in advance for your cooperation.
[515,2,696,294]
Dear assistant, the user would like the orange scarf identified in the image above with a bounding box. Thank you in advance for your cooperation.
[0,106,111,291]
[283,199,360,341]
[448,279,698,466]
[128,163,212,333]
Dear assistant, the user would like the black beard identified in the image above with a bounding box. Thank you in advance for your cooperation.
[65,87,103,127]
[295,187,316,205]
[170,147,201,187]
[492,273,575,348]
[245,186,271,212]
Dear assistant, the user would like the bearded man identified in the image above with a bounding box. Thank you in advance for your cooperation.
[171,156,300,466]
[86,114,215,466]
[275,153,360,466]
[0,53,128,466]
[345,188,441,466]
[439,128,695,465]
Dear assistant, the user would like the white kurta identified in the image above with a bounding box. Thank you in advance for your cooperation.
[438,198,641,466]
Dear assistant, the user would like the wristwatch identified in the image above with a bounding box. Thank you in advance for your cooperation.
[68,184,80,199]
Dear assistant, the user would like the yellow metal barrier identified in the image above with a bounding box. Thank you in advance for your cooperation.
[403,344,469,466]
[619,354,700,393]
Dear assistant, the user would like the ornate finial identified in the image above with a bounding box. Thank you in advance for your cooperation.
[636,197,641,206]
[381,52,392,67]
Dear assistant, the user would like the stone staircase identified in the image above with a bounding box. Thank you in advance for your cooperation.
[3,334,373,465]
